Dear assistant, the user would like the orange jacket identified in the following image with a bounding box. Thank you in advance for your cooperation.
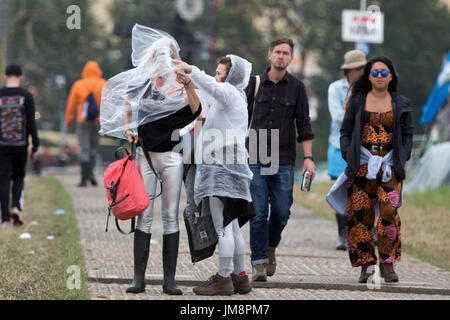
[65,61,106,126]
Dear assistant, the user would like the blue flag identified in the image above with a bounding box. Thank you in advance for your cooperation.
[420,51,450,125]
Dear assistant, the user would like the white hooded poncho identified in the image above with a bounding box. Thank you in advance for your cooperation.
[190,55,253,205]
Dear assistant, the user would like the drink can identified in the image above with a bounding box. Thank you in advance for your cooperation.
[301,170,311,192]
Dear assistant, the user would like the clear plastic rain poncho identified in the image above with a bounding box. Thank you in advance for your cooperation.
[189,54,254,205]
[99,24,189,139]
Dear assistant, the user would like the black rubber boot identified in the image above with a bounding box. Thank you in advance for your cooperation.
[88,160,98,186]
[126,230,151,293]
[77,162,89,187]
[335,213,347,251]
[162,231,182,295]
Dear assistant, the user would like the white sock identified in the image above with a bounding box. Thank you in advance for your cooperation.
[218,257,233,278]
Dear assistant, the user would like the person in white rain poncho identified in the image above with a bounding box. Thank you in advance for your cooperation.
[173,55,256,296]
[100,24,202,296]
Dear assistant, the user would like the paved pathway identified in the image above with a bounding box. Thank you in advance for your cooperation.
[52,168,450,300]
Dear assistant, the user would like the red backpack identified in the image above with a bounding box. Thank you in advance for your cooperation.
[103,143,150,234]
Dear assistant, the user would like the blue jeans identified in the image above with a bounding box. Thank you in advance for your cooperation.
[249,164,294,265]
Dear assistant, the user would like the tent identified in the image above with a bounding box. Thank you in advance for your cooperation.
[403,141,450,193]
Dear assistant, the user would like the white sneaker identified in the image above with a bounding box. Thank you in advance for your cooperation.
[1,221,10,229]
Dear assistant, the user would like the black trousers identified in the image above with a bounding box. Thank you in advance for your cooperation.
[0,146,28,222]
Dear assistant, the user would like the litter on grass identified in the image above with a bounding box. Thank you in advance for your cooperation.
[54,209,65,215]
[19,233,31,240]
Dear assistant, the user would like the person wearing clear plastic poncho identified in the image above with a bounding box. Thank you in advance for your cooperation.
[173,55,256,296]
[99,24,202,295]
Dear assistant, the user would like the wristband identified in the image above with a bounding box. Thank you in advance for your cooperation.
[304,156,314,161]
[184,81,193,89]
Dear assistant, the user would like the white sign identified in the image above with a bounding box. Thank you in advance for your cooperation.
[342,9,384,44]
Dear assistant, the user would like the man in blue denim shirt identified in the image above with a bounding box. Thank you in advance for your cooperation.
[245,38,316,282]
[327,50,366,250]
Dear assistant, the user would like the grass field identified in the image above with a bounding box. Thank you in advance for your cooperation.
[293,181,450,271]
[1,173,448,299]
[0,175,90,300]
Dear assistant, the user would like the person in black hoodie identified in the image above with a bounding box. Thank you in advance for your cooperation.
[340,56,413,283]
[0,64,39,228]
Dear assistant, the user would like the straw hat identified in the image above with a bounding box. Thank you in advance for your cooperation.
[340,50,367,70]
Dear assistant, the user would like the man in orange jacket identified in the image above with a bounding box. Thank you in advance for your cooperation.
[65,61,106,187]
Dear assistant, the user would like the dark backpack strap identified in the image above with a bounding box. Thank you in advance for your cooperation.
[105,207,112,232]
[105,181,117,232]
[247,75,260,133]
[130,140,136,160]
[114,140,136,161]
[115,217,136,235]
[139,137,163,200]
[105,202,136,234]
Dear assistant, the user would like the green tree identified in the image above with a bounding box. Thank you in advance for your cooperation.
[254,0,450,162]
[302,0,450,123]
[110,0,268,74]
[109,0,176,70]
[190,0,268,74]
[7,0,121,130]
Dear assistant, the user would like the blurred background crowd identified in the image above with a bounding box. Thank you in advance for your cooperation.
[0,0,449,187]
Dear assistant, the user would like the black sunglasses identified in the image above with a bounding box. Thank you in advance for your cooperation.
[370,69,389,78]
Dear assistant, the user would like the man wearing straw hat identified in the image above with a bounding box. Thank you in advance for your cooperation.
[327,50,366,250]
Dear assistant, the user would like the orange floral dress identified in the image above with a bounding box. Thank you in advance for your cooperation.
[346,109,402,268]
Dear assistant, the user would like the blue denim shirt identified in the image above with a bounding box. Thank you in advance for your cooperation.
[327,77,350,149]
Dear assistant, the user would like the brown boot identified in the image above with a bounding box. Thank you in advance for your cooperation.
[266,248,277,276]
[251,264,267,282]
[193,273,234,296]
[358,265,374,283]
[231,273,252,294]
[379,263,399,283]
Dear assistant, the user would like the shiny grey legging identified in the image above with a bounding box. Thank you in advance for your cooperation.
[136,150,184,235]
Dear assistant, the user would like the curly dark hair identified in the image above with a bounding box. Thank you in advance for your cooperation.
[345,56,399,110]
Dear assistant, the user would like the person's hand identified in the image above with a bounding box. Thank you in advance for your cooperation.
[176,71,192,86]
[125,129,138,144]
[302,158,316,182]
[30,151,37,161]
[172,59,192,74]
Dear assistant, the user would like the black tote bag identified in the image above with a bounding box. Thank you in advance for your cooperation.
[183,208,218,263]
